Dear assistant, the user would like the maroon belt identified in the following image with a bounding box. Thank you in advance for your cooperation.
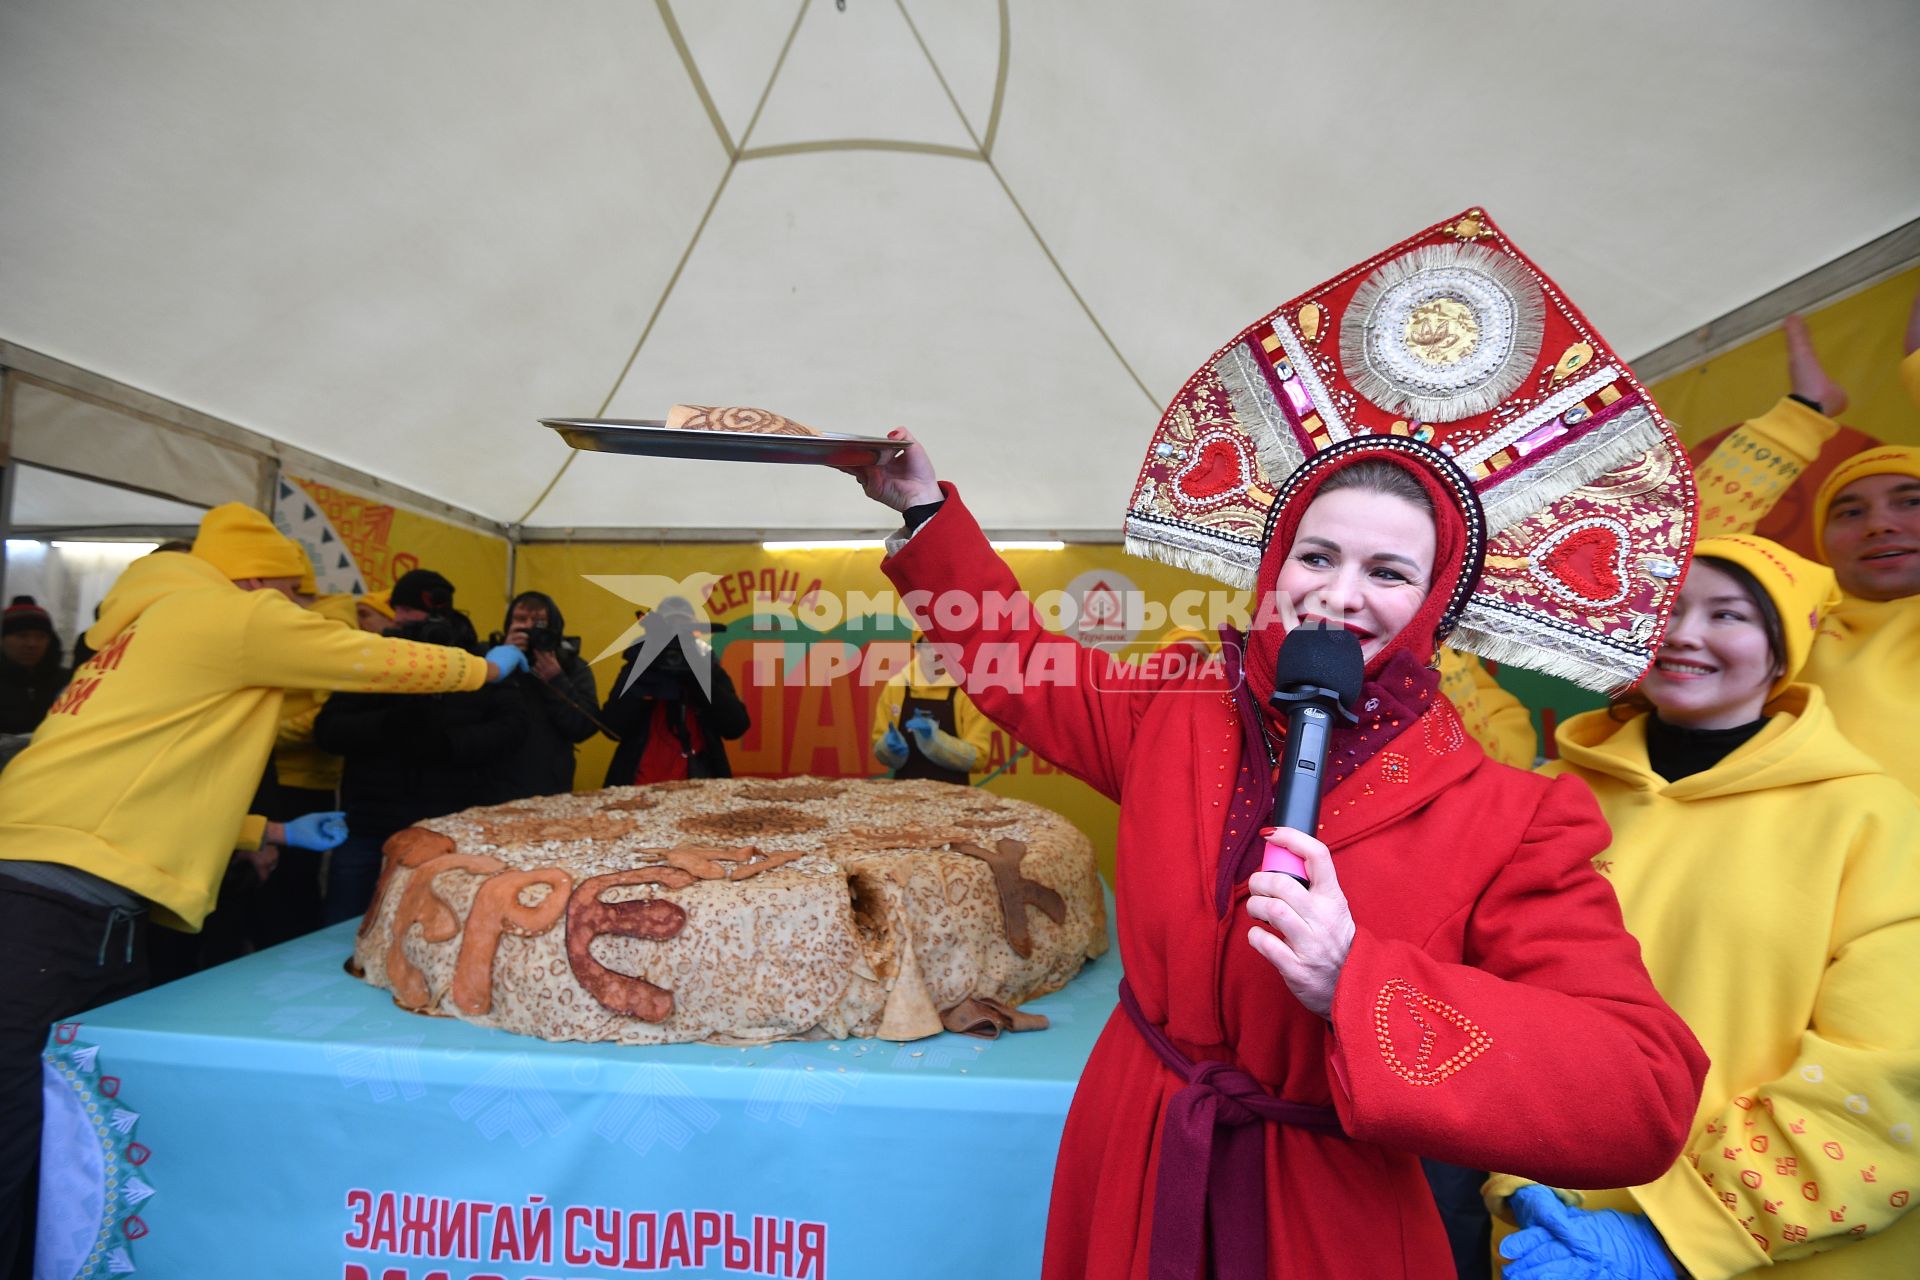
[1118,979,1345,1280]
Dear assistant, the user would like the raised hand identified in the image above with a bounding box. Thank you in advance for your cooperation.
[840,429,942,513]
[1784,314,1848,418]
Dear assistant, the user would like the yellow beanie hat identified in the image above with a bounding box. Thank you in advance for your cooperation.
[295,547,318,597]
[1693,534,1841,694]
[191,503,310,581]
[1812,444,1920,563]
[358,589,396,621]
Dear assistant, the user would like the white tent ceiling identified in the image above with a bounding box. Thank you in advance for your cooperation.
[3,0,1918,537]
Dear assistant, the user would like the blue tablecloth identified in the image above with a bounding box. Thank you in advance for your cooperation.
[39,911,1119,1280]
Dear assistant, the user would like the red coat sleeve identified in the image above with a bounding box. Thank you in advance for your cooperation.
[1324,773,1708,1188]
[882,485,1166,802]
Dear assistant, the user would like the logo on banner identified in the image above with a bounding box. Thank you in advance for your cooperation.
[1065,570,1139,648]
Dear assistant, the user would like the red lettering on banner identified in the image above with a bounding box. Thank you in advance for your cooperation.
[660,1211,693,1267]
[591,1205,619,1267]
[488,1198,520,1261]
[369,1192,399,1252]
[342,1190,826,1278]
[346,1190,375,1248]
[626,1209,657,1269]
[562,1205,592,1265]
[766,1216,796,1276]
[398,1193,434,1256]
[691,1210,722,1267]
[725,1212,754,1269]
[521,1199,552,1263]
[797,1222,828,1278]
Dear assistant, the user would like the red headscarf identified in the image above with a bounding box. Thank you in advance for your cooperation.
[1244,438,1486,716]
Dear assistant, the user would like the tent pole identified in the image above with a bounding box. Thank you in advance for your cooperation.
[0,368,13,605]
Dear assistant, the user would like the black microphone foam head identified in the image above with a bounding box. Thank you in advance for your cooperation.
[1273,625,1365,709]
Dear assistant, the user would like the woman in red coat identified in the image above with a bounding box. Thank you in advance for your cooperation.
[849,431,1707,1280]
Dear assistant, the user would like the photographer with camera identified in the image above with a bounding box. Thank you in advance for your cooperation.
[489,590,600,800]
[313,569,526,923]
[601,597,750,786]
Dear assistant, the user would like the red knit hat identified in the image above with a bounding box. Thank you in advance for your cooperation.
[2,596,53,637]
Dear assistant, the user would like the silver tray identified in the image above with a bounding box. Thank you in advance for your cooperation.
[542,418,908,467]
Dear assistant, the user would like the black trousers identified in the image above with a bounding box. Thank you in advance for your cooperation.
[0,879,151,1280]
[1422,1158,1493,1280]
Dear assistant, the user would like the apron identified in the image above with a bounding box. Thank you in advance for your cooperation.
[895,688,968,786]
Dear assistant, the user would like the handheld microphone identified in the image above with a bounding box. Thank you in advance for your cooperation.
[1260,625,1364,884]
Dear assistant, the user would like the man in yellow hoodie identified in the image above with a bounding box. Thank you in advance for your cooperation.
[1691,306,1920,794]
[0,503,528,1279]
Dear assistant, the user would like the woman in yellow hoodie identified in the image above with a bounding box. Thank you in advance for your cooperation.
[1486,535,1920,1279]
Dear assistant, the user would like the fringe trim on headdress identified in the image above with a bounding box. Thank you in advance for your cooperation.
[1122,531,1258,590]
[1216,343,1304,489]
[1448,601,1649,694]
[1340,243,1546,424]
[1479,408,1665,535]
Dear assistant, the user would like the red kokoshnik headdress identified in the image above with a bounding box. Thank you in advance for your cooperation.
[1124,208,1697,692]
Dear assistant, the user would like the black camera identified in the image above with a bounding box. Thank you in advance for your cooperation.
[392,613,477,651]
[489,628,579,657]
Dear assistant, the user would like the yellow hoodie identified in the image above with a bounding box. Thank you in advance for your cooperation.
[0,552,488,930]
[272,593,361,793]
[1487,687,1920,1277]
[1438,647,1538,768]
[1798,596,1920,799]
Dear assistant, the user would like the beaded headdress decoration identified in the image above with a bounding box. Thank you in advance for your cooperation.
[1124,208,1696,692]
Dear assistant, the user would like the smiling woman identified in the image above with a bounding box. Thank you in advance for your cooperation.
[847,426,1708,1280]
[1637,557,1785,730]
[1274,470,1437,660]
[1497,533,1920,1274]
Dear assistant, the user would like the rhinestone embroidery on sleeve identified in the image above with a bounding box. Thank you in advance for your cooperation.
[1372,978,1493,1087]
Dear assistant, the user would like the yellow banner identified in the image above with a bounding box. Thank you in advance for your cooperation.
[282,475,509,617]
[515,540,1239,880]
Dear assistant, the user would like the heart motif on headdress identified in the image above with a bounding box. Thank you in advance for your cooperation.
[1530,519,1630,608]
[1174,434,1251,507]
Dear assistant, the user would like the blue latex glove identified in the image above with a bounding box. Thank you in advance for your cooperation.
[1501,1185,1676,1280]
[902,711,978,772]
[282,811,349,852]
[484,643,528,682]
[875,725,909,769]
